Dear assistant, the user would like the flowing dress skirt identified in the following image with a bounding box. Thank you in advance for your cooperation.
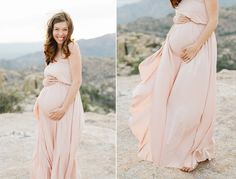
[129,21,217,168]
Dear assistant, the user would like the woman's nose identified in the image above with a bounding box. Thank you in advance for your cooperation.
[59,31,63,36]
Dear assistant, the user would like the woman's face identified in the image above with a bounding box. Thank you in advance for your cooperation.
[53,21,69,46]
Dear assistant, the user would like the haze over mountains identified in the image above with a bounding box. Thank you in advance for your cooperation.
[0,33,115,60]
[118,0,236,24]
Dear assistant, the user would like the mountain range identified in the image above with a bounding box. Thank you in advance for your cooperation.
[118,5,236,38]
[118,0,236,24]
[0,33,115,60]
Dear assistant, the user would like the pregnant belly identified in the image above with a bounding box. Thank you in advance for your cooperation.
[168,22,205,56]
[37,83,69,115]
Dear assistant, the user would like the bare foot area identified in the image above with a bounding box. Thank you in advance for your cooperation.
[117,69,236,179]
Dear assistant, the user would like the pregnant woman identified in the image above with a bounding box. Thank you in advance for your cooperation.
[31,11,84,178]
[129,0,218,172]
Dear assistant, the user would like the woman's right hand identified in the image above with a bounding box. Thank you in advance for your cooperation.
[173,14,191,24]
[43,75,58,86]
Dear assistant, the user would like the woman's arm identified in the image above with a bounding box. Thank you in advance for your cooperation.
[49,42,82,120]
[62,42,82,110]
[196,0,219,48]
[180,0,219,62]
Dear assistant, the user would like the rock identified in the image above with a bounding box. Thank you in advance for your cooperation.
[118,32,163,76]
[117,71,236,178]
[0,112,115,179]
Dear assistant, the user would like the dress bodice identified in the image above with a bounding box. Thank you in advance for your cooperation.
[44,59,72,85]
[175,0,208,24]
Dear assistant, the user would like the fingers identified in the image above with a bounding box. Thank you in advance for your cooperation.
[182,55,192,63]
[180,49,191,62]
[178,17,190,23]
[48,108,64,121]
[173,14,191,24]
[181,16,190,22]
[43,76,58,86]
[180,49,187,59]
[49,112,62,120]
[46,75,57,80]
[48,79,58,83]
[180,43,199,63]
[47,76,57,81]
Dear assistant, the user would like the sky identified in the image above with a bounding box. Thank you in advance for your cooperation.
[0,0,116,43]
[117,0,141,7]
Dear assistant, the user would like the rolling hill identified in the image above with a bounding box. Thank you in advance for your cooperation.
[0,33,115,60]
[118,0,236,24]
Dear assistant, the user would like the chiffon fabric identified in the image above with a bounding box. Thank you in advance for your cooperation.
[31,58,84,179]
[129,0,217,168]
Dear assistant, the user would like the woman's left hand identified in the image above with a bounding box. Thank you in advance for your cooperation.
[180,43,201,63]
[173,14,191,24]
[48,106,66,120]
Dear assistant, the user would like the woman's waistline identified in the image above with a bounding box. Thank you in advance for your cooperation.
[43,80,71,87]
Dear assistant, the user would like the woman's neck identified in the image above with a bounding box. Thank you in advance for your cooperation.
[58,44,62,49]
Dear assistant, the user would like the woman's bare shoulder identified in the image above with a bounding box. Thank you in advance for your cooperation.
[68,40,80,53]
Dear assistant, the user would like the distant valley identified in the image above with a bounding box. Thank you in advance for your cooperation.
[118,0,236,24]
[0,33,115,60]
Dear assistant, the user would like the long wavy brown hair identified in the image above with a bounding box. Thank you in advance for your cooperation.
[44,11,74,65]
[170,0,182,8]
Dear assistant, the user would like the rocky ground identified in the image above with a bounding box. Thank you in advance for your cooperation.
[117,70,236,179]
[0,112,115,179]
[117,32,163,76]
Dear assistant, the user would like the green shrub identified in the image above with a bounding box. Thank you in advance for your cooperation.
[80,93,91,112]
[80,85,115,113]
[0,89,23,113]
[130,57,143,75]
[217,53,236,72]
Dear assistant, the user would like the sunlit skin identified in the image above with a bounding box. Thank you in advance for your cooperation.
[173,0,218,172]
[53,21,69,49]
[173,0,218,64]
[43,21,82,121]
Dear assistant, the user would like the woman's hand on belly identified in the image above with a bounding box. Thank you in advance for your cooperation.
[48,106,66,121]
[173,14,191,24]
[180,43,201,63]
[43,75,58,87]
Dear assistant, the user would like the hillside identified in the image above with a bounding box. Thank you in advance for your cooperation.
[117,5,236,75]
[0,55,115,114]
[0,33,115,60]
[79,33,115,58]
[118,0,236,24]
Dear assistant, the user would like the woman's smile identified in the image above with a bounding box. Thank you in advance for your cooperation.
[53,21,68,44]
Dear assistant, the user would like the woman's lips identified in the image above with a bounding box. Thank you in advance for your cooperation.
[56,37,64,41]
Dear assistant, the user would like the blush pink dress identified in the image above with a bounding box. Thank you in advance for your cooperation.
[129,0,217,168]
[31,58,84,179]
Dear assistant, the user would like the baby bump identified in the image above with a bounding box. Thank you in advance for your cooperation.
[168,22,204,56]
[37,83,69,115]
